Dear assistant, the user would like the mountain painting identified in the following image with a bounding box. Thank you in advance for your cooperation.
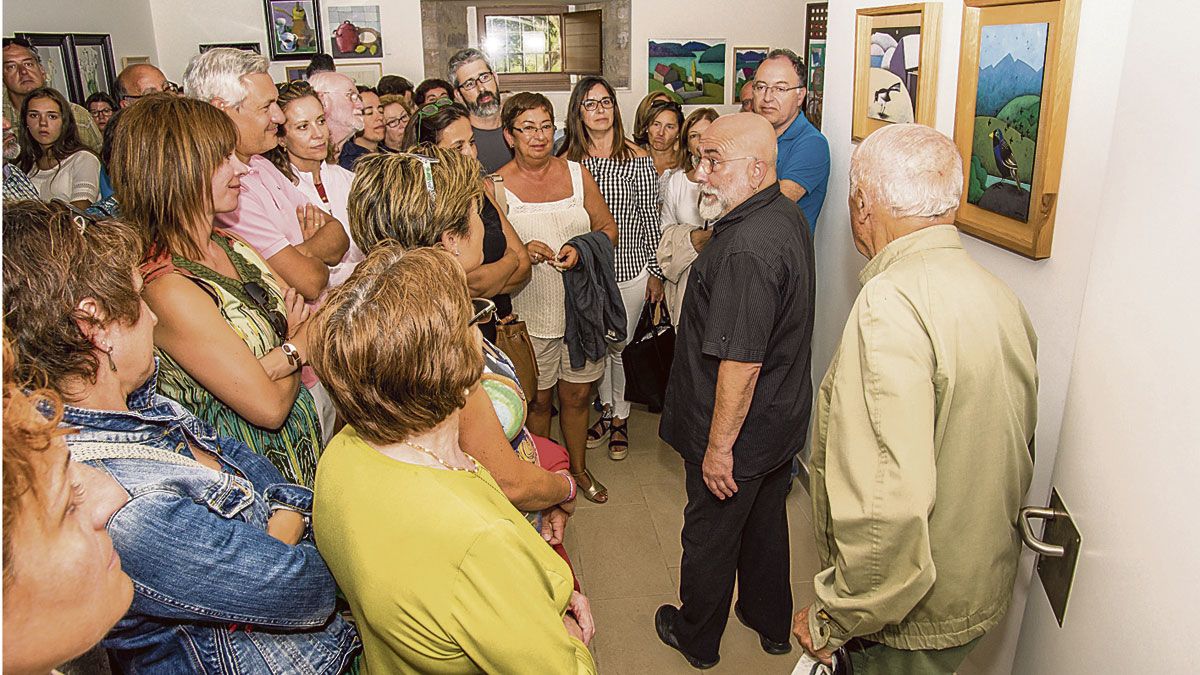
[968,22,1048,223]
[649,39,727,105]
[867,27,921,124]
[734,48,767,96]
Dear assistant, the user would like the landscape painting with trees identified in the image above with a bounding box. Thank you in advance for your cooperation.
[648,39,726,105]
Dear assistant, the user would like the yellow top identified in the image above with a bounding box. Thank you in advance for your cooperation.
[313,426,596,675]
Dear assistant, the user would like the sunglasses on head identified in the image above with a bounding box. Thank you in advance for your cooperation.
[416,97,457,121]
[242,280,289,341]
[470,297,497,326]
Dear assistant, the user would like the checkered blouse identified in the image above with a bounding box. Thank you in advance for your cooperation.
[582,155,664,282]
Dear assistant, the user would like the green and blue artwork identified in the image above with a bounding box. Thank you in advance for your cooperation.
[969,22,1048,223]
[649,39,726,105]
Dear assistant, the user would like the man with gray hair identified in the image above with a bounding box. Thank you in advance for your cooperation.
[794,124,1037,674]
[656,113,815,669]
[184,48,350,305]
[448,48,510,172]
[308,71,364,158]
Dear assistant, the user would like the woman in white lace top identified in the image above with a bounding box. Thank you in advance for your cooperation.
[496,93,618,503]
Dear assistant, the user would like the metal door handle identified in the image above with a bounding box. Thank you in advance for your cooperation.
[1019,506,1069,557]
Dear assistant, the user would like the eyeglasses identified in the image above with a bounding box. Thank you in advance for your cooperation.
[343,90,363,104]
[394,152,440,204]
[242,280,289,341]
[457,71,494,92]
[511,122,555,138]
[384,113,410,129]
[580,97,614,112]
[416,97,456,121]
[752,82,804,96]
[470,297,497,326]
[89,107,114,117]
[122,83,182,102]
[695,156,758,174]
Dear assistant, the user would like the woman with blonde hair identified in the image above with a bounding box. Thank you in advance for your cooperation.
[110,94,323,487]
[312,245,595,673]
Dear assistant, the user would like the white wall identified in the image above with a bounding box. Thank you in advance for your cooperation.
[815,2,1135,674]
[3,0,160,68]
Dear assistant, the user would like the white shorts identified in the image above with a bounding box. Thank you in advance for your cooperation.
[530,335,605,391]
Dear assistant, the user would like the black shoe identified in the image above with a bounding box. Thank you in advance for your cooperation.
[734,604,792,655]
[655,604,719,670]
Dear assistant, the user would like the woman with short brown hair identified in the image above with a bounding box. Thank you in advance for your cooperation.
[110,94,323,487]
[311,246,596,674]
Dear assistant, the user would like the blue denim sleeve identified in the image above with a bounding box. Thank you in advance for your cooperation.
[106,488,338,627]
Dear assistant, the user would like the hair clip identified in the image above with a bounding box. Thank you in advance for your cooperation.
[393,152,440,204]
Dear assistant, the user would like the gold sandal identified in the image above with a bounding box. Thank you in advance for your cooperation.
[572,468,609,504]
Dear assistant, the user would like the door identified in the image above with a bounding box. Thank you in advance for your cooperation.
[1008,2,1199,670]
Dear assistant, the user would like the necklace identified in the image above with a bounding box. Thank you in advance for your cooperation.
[403,440,479,473]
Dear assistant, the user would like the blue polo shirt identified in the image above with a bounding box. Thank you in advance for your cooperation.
[776,113,830,232]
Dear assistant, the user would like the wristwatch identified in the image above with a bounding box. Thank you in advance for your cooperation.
[281,342,302,369]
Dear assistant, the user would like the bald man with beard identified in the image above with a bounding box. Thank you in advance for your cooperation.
[656,113,815,669]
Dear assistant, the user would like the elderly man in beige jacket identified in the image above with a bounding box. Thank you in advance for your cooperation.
[794,124,1038,674]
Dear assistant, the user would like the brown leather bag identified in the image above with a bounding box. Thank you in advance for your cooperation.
[495,316,540,398]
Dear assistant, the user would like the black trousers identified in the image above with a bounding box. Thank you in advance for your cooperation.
[674,458,793,661]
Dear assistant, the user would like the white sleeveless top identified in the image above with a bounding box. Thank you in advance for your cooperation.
[505,160,590,339]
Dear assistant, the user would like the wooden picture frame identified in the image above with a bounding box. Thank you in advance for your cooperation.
[16,33,80,103]
[264,0,324,61]
[953,0,1080,259]
[70,34,116,103]
[851,3,941,141]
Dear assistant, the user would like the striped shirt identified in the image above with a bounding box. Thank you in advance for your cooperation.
[582,155,664,282]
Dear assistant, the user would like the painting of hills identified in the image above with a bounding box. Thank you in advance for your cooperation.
[967,22,1048,223]
[649,39,726,105]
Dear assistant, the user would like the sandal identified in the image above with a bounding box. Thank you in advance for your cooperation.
[572,468,609,504]
[586,411,613,449]
[608,419,629,461]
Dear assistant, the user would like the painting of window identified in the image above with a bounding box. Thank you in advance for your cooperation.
[484,14,562,74]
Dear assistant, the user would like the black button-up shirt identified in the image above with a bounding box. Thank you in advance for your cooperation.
[659,182,815,479]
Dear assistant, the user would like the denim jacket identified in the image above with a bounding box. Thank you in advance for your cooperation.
[62,365,360,674]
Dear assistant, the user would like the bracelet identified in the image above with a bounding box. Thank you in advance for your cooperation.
[557,470,577,503]
[280,342,302,369]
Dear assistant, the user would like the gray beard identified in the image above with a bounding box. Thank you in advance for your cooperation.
[698,192,725,221]
[466,92,501,118]
[3,140,19,161]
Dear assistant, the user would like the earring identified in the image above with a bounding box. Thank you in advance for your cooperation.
[453,247,461,257]
[103,343,117,372]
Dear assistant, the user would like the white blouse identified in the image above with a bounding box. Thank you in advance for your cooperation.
[656,168,706,327]
[28,150,100,204]
[291,161,365,289]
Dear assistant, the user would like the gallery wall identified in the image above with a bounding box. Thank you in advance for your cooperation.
[2,0,160,67]
[813,2,1136,674]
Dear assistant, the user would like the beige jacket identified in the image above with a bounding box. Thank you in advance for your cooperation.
[808,225,1037,651]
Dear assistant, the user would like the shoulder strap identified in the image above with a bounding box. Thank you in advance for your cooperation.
[69,441,208,470]
[489,173,509,215]
[568,161,584,203]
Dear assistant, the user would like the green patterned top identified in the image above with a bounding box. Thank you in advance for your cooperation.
[145,231,322,488]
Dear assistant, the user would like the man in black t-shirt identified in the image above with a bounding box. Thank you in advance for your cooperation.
[448,48,513,173]
[656,113,816,669]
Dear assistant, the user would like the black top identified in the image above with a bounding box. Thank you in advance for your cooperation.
[478,195,511,343]
[474,125,514,174]
[337,141,372,171]
[658,182,816,480]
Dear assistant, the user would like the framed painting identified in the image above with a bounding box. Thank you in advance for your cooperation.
[121,55,152,69]
[733,47,768,96]
[71,34,116,102]
[953,0,1081,259]
[200,42,262,54]
[16,33,79,103]
[264,0,323,61]
[851,3,941,141]
[285,66,308,82]
[648,39,727,105]
[803,2,827,127]
[328,5,383,59]
[335,61,382,87]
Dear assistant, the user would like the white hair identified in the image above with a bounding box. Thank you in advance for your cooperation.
[182,48,270,108]
[306,70,353,95]
[849,123,963,219]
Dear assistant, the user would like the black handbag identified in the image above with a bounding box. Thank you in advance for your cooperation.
[621,301,675,413]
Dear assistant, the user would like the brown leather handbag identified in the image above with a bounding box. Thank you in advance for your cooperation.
[495,315,540,399]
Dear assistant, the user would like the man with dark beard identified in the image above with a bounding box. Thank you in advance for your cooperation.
[656,113,815,669]
[448,48,511,172]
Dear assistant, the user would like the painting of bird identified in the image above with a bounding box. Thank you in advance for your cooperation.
[991,129,1021,186]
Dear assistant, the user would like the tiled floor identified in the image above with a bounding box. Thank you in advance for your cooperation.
[564,407,824,674]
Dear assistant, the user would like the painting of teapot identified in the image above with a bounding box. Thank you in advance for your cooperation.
[331,20,382,58]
